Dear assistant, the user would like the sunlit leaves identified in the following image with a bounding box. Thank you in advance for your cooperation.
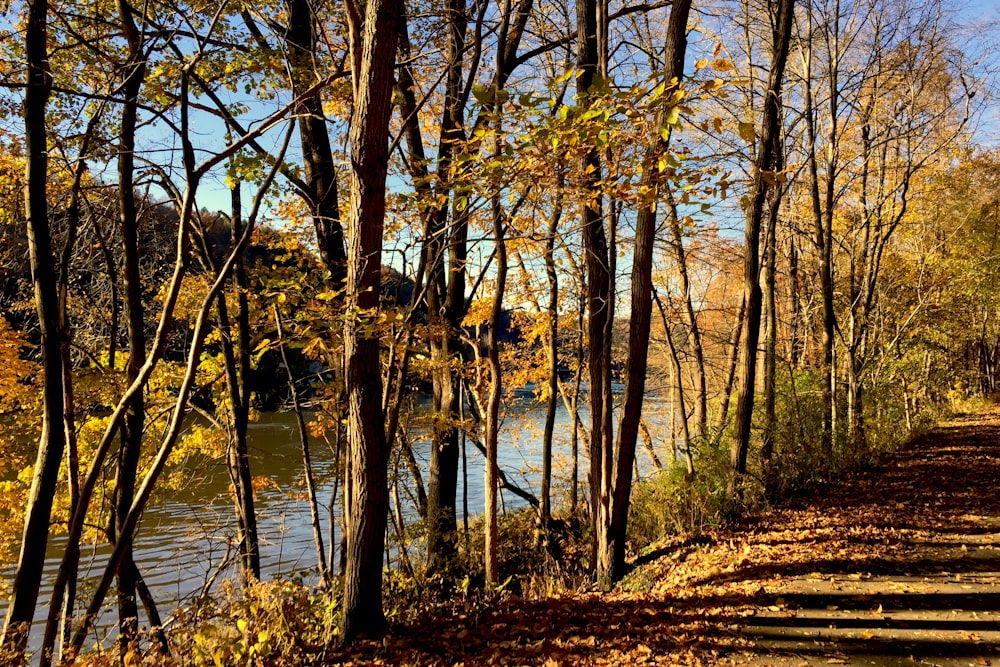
[0,316,35,412]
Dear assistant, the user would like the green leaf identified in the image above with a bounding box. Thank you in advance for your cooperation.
[472,84,491,105]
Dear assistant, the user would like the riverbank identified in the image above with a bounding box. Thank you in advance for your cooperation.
[332,409,1000,666]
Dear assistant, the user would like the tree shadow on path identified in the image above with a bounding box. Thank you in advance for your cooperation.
[336,411,1000,666]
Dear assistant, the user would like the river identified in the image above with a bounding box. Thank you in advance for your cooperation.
[6,391,676,651]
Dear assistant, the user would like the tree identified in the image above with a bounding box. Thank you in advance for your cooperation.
[339,0,401,640]
[576,0,615,585]
[1,0,67,653]
[281,0,348,282]
[110,0,151,645]
[729,0,795,498]
[608,0,693,581]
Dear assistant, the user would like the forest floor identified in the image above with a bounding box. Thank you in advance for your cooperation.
[337,410,1000,666]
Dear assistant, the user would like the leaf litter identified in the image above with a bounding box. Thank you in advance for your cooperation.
[335,411,1000,665]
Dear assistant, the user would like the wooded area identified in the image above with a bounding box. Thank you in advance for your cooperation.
[0,0,997,662]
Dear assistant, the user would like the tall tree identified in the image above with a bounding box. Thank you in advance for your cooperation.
[1,0,67,653]
[110,0,149,645]
[577,0,615,584]
[340,0,401,640]
[729,0,795,498]
[396,0,539,574]
[606,0,693,581]
[216,184,261,583]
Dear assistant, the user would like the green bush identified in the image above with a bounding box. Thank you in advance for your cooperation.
[627,439,733,552]
[166,578,338,666]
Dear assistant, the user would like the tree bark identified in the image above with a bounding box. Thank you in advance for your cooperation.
[715,295,746,438]
[539,190,561,541]
[608,0,692,581]
[110,0,148,646]
[483,195,507,588]
[340,0,400,640]
[761,129,785,496]
[665,189,708,441]
[801,8,836,460]
[577,0,614,584]
[275,305,329,586]
[729,0,795,499]
[283,0,346,282]
[421,0,468,572]
[2,0,65,653]
[220,184,261,583]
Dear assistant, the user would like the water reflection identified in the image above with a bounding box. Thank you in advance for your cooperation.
[7,392,674,652]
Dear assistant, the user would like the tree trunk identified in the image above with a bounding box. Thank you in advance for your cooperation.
[46,97,104,666]
[275,305,330,586]
[283,0,346,282]
[539,191,561,544]
[787,234,801,368]
[483,195,507,587]
[340,0,400,640]
[2,0,66,655]
[655,289,694,476]
[421,0,468,573]
[802,9,836,460]
[665,188,708,441]
[716,295,746,438]
[576,0,614,584]
[761,138,784,497]
[111,0,148,646]
[571,291,585,512]
[606,0,692,582]
[219,184,260,583]
[729,0,795,499]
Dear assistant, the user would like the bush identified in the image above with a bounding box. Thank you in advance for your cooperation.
[627,440,733,552]
[166,578,338,666]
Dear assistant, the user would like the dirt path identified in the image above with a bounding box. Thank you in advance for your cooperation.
[720,410,1000,666]
[340,411,1000,666]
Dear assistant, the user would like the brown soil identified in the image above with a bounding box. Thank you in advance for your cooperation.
[338,410,1000,666]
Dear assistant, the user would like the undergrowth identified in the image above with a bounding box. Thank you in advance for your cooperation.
[71,380,953,666]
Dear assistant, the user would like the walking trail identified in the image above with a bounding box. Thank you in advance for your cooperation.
[339,410,1000,666]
